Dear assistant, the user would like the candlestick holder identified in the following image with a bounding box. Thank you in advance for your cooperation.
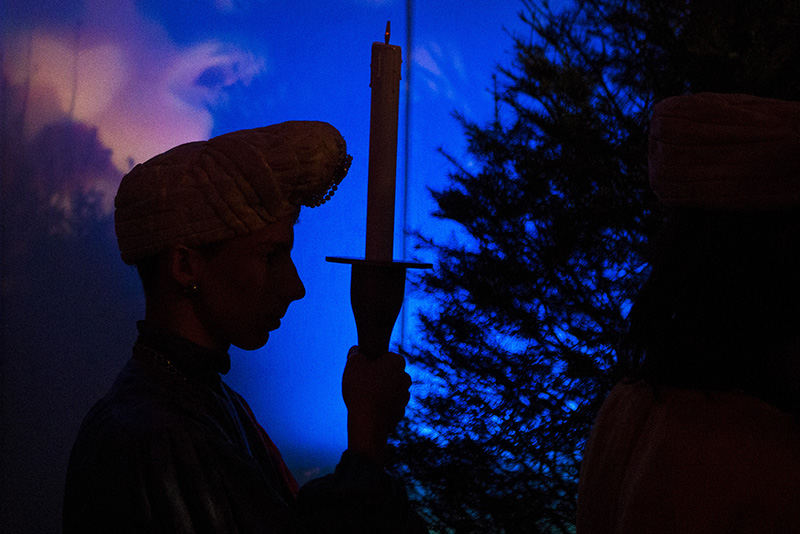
[326,257,431,358]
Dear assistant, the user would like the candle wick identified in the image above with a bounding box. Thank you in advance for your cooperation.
[384,21,391,44]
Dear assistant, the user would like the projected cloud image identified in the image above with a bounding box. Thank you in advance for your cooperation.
[1,1,525,531]
[3,0,264,205]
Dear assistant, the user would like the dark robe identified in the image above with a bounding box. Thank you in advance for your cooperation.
[64,322,425,533]
[577,380,800,533]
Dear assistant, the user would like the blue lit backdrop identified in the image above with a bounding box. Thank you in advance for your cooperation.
[2,0,526,529]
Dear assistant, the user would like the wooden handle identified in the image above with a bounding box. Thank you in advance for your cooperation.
[349,262,407,358]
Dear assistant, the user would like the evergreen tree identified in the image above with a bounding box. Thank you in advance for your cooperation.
[390,1,800,531]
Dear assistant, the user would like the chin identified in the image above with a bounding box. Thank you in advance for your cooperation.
[234,332,271,351]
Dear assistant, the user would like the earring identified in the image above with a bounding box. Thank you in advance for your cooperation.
[183,282,200,297]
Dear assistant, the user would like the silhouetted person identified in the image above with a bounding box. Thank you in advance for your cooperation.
[578,94,800,532]
[63,121,425,533]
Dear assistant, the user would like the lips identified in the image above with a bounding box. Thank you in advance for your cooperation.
[265,305,290,331]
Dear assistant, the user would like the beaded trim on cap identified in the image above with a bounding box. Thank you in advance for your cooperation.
[305,153,352,208]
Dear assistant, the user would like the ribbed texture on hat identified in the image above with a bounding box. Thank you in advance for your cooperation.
[114,121,351,264]
[649,93,800,209]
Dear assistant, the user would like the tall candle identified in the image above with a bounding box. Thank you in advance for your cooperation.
[365,23,402,261]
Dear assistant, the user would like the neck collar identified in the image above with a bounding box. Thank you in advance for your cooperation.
[134,320,231,382]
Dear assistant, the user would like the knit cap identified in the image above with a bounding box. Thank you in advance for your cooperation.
[114,121,351,264]
[649,93,800,209]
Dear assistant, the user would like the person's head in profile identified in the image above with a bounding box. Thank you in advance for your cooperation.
[115,120,350,352]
